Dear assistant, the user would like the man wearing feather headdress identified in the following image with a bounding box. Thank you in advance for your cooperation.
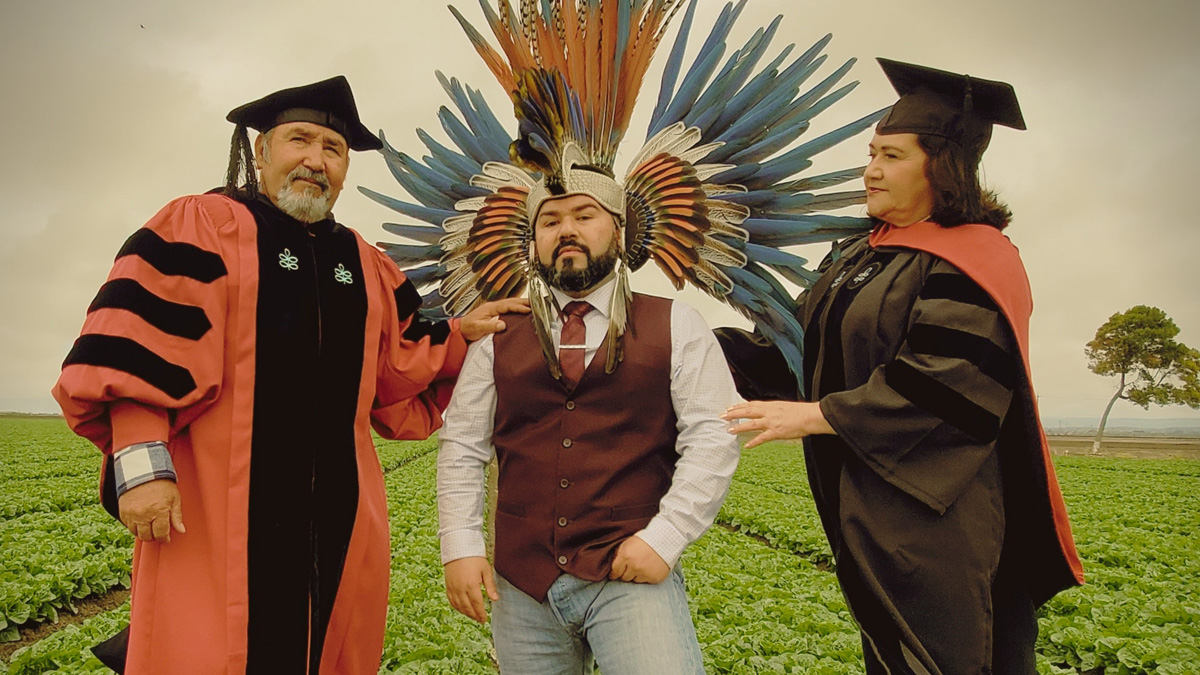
[52,75,525,674]
[437,167,741,673]
[368,0,886,670]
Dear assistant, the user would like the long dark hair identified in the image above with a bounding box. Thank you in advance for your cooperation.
[916,134,1012,230]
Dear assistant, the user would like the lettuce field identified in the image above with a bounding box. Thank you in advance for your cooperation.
[2,416,1197,674]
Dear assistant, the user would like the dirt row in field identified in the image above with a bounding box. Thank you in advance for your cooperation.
[1048,435,1200,460]
[0,590,128,663]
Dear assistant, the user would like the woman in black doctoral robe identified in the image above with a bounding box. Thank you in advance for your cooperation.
[718,59,1084,675]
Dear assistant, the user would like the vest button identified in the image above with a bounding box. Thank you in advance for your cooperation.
[562,438,573,448]
[558,517,568,527]
[565,400,576,410]
[557,555,567,565]
[560,479,569,488]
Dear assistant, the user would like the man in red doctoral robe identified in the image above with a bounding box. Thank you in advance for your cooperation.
[53,75,525,674]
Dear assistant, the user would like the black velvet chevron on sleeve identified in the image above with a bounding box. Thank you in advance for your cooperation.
[884,360,1002,444]
[62,334,198,400]
[393,280,423,323]
[88,279,213,340]
[917,272,999,310]
[116,229,227,282]
[905,323,1016,390]
[403,317,452,345]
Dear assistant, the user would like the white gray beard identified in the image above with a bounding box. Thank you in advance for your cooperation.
[274,181,331,223]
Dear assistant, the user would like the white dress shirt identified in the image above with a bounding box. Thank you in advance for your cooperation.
[437,277,741,568]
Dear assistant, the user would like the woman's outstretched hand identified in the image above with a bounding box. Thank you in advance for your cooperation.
[721,400,835,449]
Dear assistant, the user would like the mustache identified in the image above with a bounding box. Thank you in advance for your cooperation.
[286,166,330,192]
[554,238,590,259]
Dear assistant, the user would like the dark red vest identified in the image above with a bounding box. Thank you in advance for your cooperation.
[491,293,678,601]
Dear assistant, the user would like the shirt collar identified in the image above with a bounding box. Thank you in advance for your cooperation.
[549,276,616,321]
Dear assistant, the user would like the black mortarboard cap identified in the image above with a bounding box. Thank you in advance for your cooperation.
[226,75,382,151]
[875,58,1025,158]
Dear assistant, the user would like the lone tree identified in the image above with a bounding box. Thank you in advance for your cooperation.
[1085,305,1200,452]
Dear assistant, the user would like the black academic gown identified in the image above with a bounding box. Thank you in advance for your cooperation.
[717,229,1081,675]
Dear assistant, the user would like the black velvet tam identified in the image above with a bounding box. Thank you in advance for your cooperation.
[226,75,382,151]
[875,58,1025,157]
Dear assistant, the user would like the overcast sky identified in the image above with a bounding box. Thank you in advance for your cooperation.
[2,0,1198,423]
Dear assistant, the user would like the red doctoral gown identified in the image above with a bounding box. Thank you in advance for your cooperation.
[53,192,465,674]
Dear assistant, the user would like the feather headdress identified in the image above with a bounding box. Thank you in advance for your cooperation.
[362,0,886,391]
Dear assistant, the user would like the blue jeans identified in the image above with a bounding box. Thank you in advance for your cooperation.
[492,567,706,674]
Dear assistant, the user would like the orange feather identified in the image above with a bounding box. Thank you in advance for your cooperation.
[650,252,687,290]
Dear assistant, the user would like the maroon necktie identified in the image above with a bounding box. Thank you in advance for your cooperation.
[559,301,593,387]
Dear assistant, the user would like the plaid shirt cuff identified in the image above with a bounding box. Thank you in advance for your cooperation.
[113,441,176,497]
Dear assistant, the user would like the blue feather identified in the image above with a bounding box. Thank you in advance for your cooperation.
[744,242,807,268]
[615,0,631,76]
[726,284,765,314]
[745,46,825,110]
[736,191,866,217]
[723,282,806,391]
[378,147,456,210]
[397,151,458,193]
[418,307,450,321]
[748,208,853,224]
[710,53,845,161]
[681,46,742,132]
[648,0,698,134]
[419,287,452,317]
[416,128,482,179]
[656,35,726,132]
[751,107,886,188]
[777,58,857,122]
[712,71,801,153]
[724,264,787,306]
[741,215,872,247]
[414,155,466,192]
[687,106,724,149]
[438,106,495,166]
[713,189,784,208]
[419,153,486,199]
[744,260,795,306]
[376,242,445,264]
[438,73,484,133]
[777,190,868,214]
[654,1,740,133]
[379,222,449,245]
[789,81,859,126]
[744,244,823,288]
[755,323,805,393]
[397,263,447,288]
[707,43,793,138]
[709,162,763,185]
[731,157,817,189]
[724,120,809,165]
[789,33,834,74]
[784,166,866,192]
[687,16,781,133]
[775,264,822,289]
[465,85,512,150]
[360,186,456,229]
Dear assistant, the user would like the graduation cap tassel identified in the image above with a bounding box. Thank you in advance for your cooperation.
[963,75,974,115]
[223,124,258,199]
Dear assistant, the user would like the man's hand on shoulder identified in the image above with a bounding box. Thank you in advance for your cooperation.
[609,535,671,584]
[460,298,531,342]
[118,479,185,543]
[444,556,499,623]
